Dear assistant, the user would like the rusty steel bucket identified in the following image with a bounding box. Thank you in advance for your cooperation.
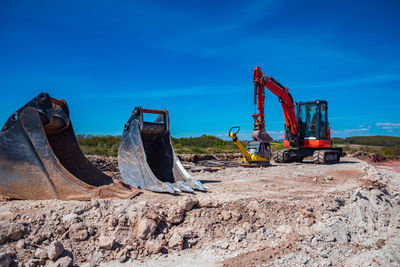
[0,93,139,200]
[118,107,207,193]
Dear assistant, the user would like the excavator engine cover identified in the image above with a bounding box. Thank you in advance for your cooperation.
[0,93,139,200]
[118,107,207,193]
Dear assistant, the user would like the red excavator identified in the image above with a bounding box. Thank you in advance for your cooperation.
[253,66,342,164]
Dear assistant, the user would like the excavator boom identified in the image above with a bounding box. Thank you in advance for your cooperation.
[253,66,297,145]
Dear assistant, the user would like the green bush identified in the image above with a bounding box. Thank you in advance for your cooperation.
[172,135,236,150]
[190,147,204,154]
[383,147,393,156]
[77,134,121,156]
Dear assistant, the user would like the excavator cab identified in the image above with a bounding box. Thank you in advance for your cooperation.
[296,100,329,145]
[278,99,341,163]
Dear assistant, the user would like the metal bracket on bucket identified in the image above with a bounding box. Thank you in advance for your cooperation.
[118,106,207,193]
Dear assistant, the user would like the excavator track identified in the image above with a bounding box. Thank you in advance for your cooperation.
[274,149,303,163]
[275,149,285,163]
[275,149,293,163]
[312,150,341,164]
[274,148,340,164]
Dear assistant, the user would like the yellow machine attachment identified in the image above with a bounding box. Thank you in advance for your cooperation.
[228,127,271,167]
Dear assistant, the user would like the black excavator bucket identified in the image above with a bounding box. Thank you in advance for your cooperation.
[252,128,273,143]
[118,107,207,193]
[0,93,139,200]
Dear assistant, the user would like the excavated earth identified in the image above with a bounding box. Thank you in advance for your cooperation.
[0,155,400,266]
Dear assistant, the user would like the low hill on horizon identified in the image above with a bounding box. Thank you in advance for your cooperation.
[332,135,400,147]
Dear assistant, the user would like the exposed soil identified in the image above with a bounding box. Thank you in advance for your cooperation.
[375,160,400,173]
[0,156,399,266]
[222,235,300,267]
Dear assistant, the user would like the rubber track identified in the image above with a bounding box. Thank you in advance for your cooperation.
[275,149,293,163]
[313,150,324,164]
[276,150,284,163]
[313,150,340,164]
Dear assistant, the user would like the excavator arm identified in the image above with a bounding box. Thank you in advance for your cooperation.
[253,66,298,146]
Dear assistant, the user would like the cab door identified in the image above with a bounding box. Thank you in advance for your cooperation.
[298,103,318,140]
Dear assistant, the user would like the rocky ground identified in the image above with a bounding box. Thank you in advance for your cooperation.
[0,156,399,266]
[351,151,399,163]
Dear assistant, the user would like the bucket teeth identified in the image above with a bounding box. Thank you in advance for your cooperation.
[0,93,139,200]
[174,181,194,193]
[118,107,207,194]
[164,182,182,193]
[147,184,177,194]
[186,179,209,192]
[173,155,208,191]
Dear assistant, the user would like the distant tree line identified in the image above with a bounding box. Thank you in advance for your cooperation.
[76,134,121,156]
[332,135,400,156]
[172,135,235,149]
[76,134,400,157]
[332,136,400,147]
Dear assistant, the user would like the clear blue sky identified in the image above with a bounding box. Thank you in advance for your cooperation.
[1,0,399,139]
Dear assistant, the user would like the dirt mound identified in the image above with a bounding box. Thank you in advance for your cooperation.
[0,158,399,266]
[352,151,387,163]
[221,165,400,266]
[352,151,399,163]
[86,155,119,172]
[0,197,196,265]
[0,195,315,266]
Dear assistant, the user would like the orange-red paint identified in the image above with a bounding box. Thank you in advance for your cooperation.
[253,66,297,136]
[284,139,332,148]
[303,139,332,148]
[284,139,290,148]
